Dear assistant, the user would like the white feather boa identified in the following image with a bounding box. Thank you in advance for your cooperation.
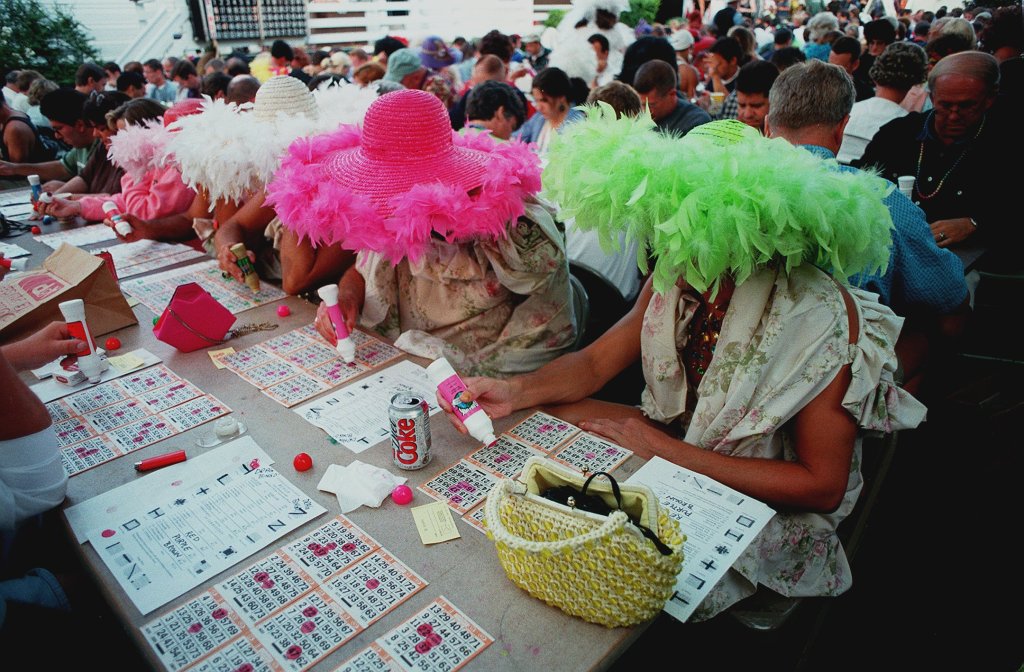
[164,84,378,207]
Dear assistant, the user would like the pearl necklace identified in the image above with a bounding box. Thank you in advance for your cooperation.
[914,113,986,201]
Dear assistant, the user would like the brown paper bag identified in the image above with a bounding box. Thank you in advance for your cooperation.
[0,243,137,342]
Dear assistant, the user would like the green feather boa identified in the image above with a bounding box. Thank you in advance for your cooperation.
[543,104,894,294]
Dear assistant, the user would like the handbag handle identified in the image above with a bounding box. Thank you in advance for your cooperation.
[580,471,674,556]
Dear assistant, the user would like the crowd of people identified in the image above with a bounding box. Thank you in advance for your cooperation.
[2,0,1022,649]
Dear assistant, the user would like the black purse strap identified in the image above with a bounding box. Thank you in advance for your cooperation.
[579,471,674,556]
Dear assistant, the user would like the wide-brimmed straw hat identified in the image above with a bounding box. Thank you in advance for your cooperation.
[266,89,541,262]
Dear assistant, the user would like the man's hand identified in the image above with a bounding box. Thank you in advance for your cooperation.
[930,217,976,247]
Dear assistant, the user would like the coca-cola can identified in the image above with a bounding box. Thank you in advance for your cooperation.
[389,392,431,470]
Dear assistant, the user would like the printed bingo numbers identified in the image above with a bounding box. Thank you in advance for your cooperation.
[417,412,633,534]
[142,516,428,672]
[221,326,403,407]
[49,365,231,476]
[337,597,493,672]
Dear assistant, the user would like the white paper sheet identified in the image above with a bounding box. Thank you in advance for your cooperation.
[97,239,206,278]
[293,360,439,453]
[30,348,161,403]
[0,242,31,258]
[33,223,118,248]
[83,438,326,615]
[65,435,273,543]
[626,456,776,622]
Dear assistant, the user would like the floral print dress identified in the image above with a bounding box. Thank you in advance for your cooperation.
[640,264,927,620]
[357,200,577,378]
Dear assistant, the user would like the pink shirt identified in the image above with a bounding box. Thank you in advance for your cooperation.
[80,165,194,222]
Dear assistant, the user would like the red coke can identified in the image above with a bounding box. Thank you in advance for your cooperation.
[389,392,431,470]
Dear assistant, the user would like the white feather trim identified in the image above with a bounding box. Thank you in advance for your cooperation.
[108,120,173,182]
[547,31,600,84]
[312,82,379,133]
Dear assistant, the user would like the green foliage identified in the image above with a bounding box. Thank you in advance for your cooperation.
[543,9,565,29]
[0,0,99,86]
[620,0,662,26]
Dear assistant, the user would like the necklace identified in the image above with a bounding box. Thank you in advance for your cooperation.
[683,298,728,389]
[914,113,985,200]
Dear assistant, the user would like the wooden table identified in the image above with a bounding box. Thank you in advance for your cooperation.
[9,222,646,671]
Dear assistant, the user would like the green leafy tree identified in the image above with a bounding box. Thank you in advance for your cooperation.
[543,9,566,29]
[0,0,99,85]
[620,0,662,26]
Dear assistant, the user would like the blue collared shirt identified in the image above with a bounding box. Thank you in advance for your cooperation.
[802,145,968,315]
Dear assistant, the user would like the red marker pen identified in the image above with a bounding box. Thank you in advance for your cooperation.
[134,450,187,472]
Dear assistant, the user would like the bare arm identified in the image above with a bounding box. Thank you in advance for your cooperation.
[0,158,71,181]
[582,362,857,513]
[3,122,36,163]
[279,229,354,296]
[214,192,275,282]
[53,175,88,195]
[0,349,52,440]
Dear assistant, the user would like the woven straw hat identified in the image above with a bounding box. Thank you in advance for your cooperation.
[324,89,490,216]
[253,75,317,121]
[266,88,543,261]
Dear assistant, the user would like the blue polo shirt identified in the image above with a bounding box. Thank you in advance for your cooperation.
[803,145,968,316]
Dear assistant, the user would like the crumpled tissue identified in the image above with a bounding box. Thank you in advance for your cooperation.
[316,460,407,513]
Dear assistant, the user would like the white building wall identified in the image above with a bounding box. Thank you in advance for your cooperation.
[41,0,195,65]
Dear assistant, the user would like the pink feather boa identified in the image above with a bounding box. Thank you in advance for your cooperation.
[266,127,541,263]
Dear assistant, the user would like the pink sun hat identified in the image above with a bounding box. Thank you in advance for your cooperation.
[266,89,542,262]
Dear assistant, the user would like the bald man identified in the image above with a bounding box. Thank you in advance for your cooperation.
[858,51,1020,257]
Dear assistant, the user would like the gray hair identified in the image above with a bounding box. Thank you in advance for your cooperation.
[928,50,1000,96]
[930,16,977,45]
[768,59,854,130]
[807,12,840,41]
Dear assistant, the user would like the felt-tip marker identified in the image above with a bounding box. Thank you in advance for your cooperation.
[134,450,187,472]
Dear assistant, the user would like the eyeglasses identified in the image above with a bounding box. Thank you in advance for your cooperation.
[88,91,107,105]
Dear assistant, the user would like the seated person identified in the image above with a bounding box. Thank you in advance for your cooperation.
[39,98,196,224]
[52,91,129,199]
[462,80,526,140]
[444,115,925,620]
[163,76,369,294]
[0,89,95,190]
[0,94,51,164]
[858,51,1017,259]
[268,89,578,377]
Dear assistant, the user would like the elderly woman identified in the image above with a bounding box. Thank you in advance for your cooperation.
[267,89,578,377]
[439,116,925,620]
[803,11,841,61]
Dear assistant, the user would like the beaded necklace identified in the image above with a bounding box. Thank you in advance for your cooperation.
[914,113,986,201]
[683,297,729,390]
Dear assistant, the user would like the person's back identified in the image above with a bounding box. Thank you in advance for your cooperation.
[768,59,969,394]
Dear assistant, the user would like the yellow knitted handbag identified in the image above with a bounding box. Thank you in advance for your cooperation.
[484,457,685,628]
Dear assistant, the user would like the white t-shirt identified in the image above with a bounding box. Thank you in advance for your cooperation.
[565,219,642,303]
[0,425,68,532]
[837,96,909,165]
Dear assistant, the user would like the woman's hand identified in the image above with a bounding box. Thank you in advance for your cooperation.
[436,377,515,436]
[105,212,146,242]
[1,321,87,371]
[579,416,679,461]
[314,294,360,346]
[41,197,81,219]
[216,241,254,283]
